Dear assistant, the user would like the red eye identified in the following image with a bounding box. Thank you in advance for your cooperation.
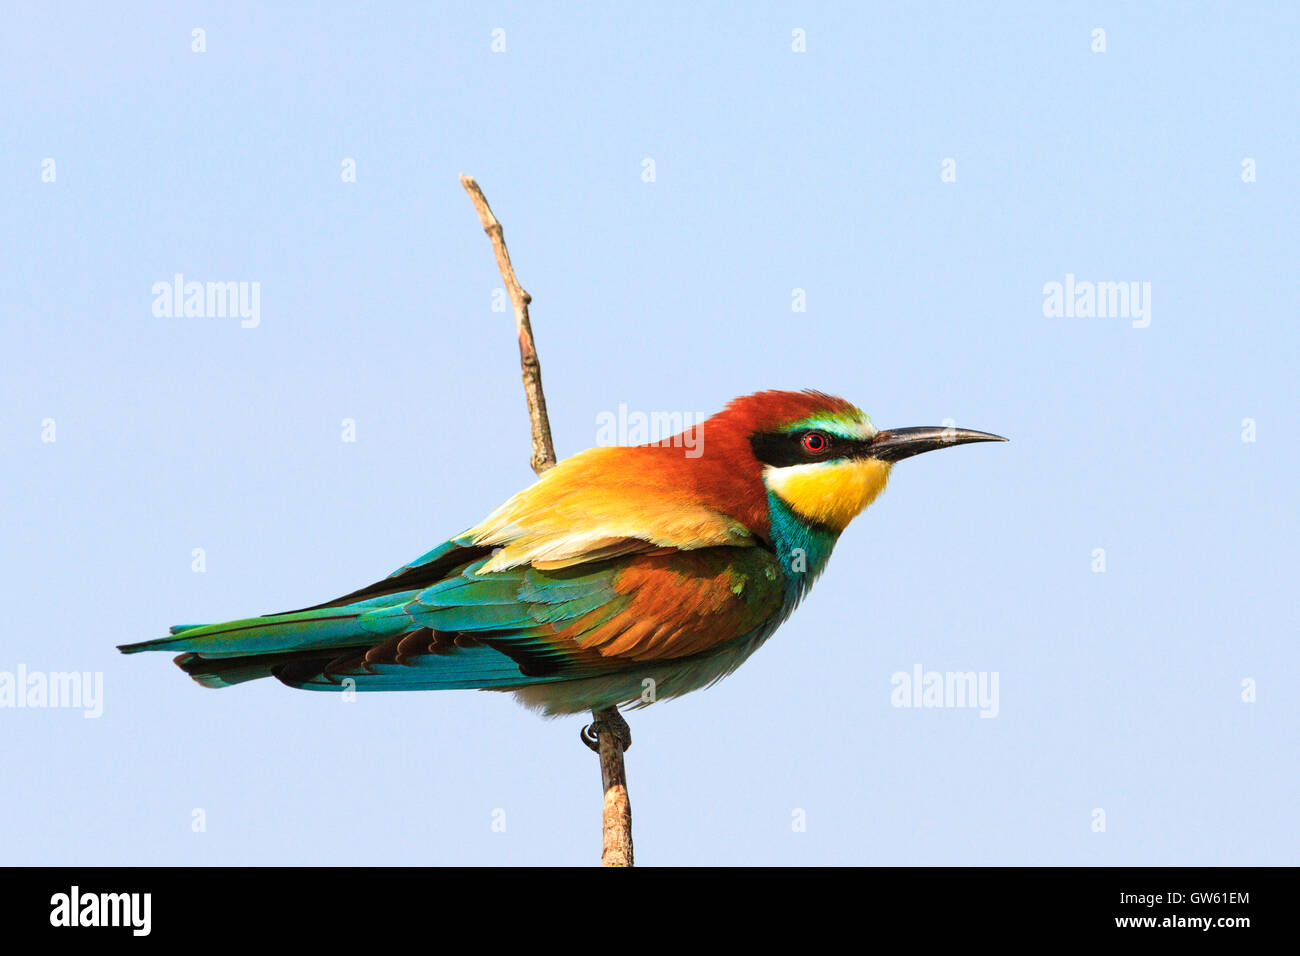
[802,432,828,453]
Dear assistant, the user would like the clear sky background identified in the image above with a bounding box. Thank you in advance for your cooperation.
[2,2,1296,866]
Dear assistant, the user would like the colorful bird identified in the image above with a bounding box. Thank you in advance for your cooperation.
[120,390,1004,732]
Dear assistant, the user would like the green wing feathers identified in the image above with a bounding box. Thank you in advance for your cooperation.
[120,540,788,698]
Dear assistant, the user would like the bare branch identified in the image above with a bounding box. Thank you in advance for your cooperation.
[594,705,634,866]
[459,174,557,475]
[459,175,633,867]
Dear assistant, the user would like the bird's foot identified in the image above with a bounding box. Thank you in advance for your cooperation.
[581,707,632,754]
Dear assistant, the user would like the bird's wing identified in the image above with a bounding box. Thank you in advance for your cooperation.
[277,546,787,691]
[142,546,787,692]
[462,445,757,572]
[121,443,778,691]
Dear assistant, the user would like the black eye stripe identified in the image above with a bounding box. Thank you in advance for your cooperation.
[749,430,868,467]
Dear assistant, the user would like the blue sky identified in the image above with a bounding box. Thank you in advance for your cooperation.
[1,2,1296,865]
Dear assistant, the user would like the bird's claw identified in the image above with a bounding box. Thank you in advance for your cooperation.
[581,708,632,754]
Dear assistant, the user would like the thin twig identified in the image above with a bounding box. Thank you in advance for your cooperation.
[593,705,634,866]
[458,174,557,476]
[459,174,634,867]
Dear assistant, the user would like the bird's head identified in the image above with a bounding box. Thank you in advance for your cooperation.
[718,390,1006,533]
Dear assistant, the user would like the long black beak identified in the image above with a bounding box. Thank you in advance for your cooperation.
[864,426,1008,462]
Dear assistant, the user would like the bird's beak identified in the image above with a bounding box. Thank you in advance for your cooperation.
[863,426,1008,462]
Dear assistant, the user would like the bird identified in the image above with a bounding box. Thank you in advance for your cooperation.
[119,389,1004,742]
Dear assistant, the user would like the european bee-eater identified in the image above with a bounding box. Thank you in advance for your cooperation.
[120,390,1004,717]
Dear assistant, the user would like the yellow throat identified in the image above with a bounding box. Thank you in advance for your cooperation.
[764,458,893,532]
